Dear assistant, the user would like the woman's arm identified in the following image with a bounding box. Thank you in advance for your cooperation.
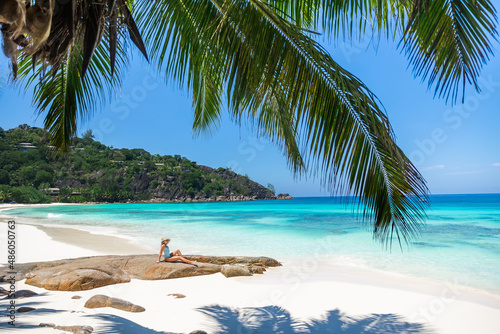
[157,245,165,263]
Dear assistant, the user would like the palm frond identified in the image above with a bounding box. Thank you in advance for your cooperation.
[16,27,128,152]
[267,0,498,103]
[1,0,149,150]
[137,0,428,245]
[401,0,498,102]
[266,0,409,39]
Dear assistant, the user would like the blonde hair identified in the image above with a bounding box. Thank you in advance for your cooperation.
[161,237,171,246]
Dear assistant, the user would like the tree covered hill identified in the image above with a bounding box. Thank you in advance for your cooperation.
[0,125,287,204]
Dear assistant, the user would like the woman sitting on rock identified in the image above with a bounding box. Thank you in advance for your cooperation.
[156,237,197,265]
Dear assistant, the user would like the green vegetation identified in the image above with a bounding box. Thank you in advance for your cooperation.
[0,126,275,204]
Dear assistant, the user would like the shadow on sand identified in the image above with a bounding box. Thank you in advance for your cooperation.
[0,299,434,334]
[85,314,178,334]
[198,305,435,334]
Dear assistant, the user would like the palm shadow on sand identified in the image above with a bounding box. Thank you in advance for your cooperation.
[198,305,435,334]
[87,314,177,334]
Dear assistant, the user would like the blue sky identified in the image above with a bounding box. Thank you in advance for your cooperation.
[1,12,499,196]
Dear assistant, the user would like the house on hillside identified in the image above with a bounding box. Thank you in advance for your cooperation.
[17,143,38,151]
[46,188,60,196]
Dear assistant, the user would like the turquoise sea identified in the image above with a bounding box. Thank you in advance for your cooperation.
[4,194,500,295]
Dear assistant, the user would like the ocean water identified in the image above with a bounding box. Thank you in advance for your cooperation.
[4,194,500,295]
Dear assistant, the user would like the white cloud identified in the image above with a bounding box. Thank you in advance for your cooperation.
[493,163,500,167]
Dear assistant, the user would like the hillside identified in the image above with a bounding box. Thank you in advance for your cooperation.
[0,125,291,204]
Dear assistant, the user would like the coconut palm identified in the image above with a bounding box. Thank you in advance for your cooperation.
[0,0,497,245]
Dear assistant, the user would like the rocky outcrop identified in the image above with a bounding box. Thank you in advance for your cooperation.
[277,193,293,199]
[40,323,93,334]
[57,164,283,204]
[1,255,281,291]
[84,294,145,312]
[24,263,131,291]
[17,306,36,312]
[220,264,252,278]
[146,166,277,203]
[0,286,8,296]
[183,255,281,267]
[2,289,38,299]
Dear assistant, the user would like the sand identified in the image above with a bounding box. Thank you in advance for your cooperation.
[1,205,500,333]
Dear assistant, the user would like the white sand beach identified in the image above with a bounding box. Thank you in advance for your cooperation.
[1,206,500,333]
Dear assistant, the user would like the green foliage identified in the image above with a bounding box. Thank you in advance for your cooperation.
[34,170,53,188]
[145,160,156,171]
[0,125,270,204]
[10,186,52,204]
[181,171,205,191]
[17,166,37,186]
[0,170,10,185]
[0,185,12,202]
[202,182,224,197]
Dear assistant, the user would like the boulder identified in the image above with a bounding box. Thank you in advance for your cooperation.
[72,295,82,299]
[3,289,38,299]
[0,271,25,282]
[39,323,93,334]
[220,265,252,278]
[54,325,93,334]
[168,293,186,299]
[117,257,221,280]
[0,286,9,296]
[183,255,281,267]
[249,266,266,274]
[84,294,145,312]
[0,254,281,291]
[17,306,36,312]
[25,264,130,291]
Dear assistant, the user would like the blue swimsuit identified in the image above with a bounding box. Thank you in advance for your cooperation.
[164,245,171,259]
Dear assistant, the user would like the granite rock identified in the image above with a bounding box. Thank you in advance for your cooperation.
[0,255,281,291]
[220,265,252,278]
[84,294,145,312]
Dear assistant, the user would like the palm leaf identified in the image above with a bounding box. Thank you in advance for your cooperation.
[267,0,409,39]
[401,0,498,102]
[117,0,149,61]
[82,0,107,77]
[16,27,128,152]
[137,0,428,245]
[268,0,498,102]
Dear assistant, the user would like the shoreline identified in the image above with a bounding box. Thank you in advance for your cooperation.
[1,226,499,333]
[2,203,500,300]
[0,194,293,211]
[3,218,500,302]
[1,205,500,333]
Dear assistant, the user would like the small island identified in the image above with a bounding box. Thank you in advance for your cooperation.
[0,125,292,204]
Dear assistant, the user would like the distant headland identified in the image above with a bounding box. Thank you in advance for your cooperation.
[0,125,292,204]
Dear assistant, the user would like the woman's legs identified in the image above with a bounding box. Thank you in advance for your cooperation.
[165,255,195,264]
[172,249,182,256]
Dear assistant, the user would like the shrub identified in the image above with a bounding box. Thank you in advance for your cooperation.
[0,169,10,185]
[10,186,52,204]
